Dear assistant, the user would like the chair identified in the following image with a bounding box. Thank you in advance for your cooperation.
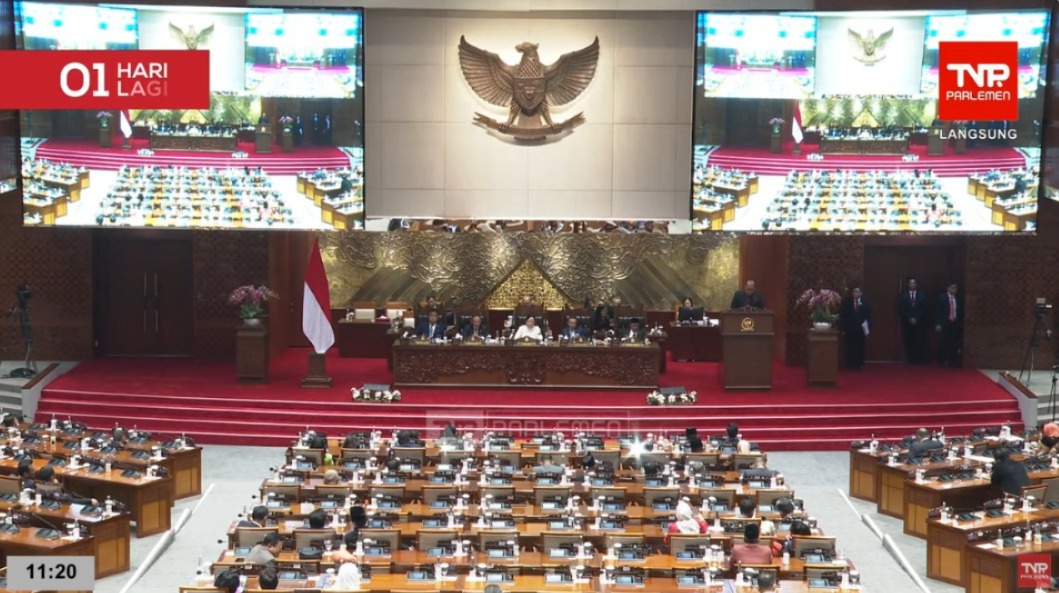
[340,448,374,463]
[421,485,457,507]
[0,475,21,495]
[605,533,644,550]
[635,452,670,469]
[734,453,766,469]
[314,485,352,500]
[291,447,323,467]
[699,488,736,511]
[560,307,594,334]
[687,452,722,470]
[293,528,336,549]
[488,450,521,468]
[262,483,301,503]
[513,303,544,328]
[805,564,844,581]
[756,488,792,510]
[369,485,406,503]
[1022,484,1046,503]
[481,485,515,503]
[668,535,710,556]
[1042,476,1059,503]
[792,535,836,558]
[235,527,279,547]
[416,528,461,551]
[589,486,627,503]
[479,529,520,554]
[391,447,425,465]
[361,528,400,553]
[614,304,646,333]
[541,531,583,556]
[535,451,571,466]
[585,449,620,469]
[643,487,682,510]
[534,486,572,508]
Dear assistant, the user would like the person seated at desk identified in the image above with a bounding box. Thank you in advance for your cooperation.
[329,562,361,590]
[532,454,564,475]
[258,565,279,590]
[416,310,446,341]
[593,304,614,332]
[738,497,757,519]
[622,318,646,342]
[514,317,543,341]
[16,458,34,489]
[664,500,707,542]
[214,568,242,593]
[731,523,773,567]
[991,449,1029,496]
[1041,423,1059,455]
[560,316,586,340]
[908,428,943,462]
[322,469,341,485]
[461,314,489,340]
[239,505,269,528]
[246,532,283,565]
[731,280,765,309]
[33,466,95,506]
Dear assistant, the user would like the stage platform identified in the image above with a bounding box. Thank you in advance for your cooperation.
[705,143,1028,177]
[35,348,1023,451]
[31,138,354,176]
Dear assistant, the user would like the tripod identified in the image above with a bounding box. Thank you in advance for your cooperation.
[1049,367,1059,424]
[3,305,36,379]
[1018,313,1051,385]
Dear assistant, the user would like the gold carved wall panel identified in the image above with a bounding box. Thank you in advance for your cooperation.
[319,232,740,311]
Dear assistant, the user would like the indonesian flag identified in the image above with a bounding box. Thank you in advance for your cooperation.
[119,109,133,139]
[302,238,334,354]
[792,102,804,145]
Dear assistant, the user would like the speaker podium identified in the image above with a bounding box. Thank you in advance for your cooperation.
[255,125,272,154]
[721,309,774,390]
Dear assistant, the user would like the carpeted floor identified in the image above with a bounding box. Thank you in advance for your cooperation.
[706,144,1026,176]
[36,348,1023,450]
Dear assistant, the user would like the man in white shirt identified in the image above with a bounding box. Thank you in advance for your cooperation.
[514,317,543,341]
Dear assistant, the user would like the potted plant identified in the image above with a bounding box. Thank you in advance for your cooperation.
[769,117,784,135]
[796,288,842,329]
[228,284,278,326]
[279,115,294,133]
[96,111,112,128]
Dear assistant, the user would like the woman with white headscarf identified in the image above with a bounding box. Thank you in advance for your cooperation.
[664,499,706,542]
[328,562,361,590]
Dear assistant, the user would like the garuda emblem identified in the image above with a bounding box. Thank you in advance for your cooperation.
[848,28,893,65]
[170,22,215,50]
[459,35,599,140]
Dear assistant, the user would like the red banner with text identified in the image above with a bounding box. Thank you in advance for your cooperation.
[0,50,210,110]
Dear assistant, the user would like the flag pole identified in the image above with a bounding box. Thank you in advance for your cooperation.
[302,237,335,389]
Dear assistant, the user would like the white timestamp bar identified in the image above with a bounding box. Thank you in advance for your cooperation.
[7,556,95,590]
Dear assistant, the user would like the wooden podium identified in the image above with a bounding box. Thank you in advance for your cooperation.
[927,125,944,156]
[721,309,774,390]
[255,125,272,154]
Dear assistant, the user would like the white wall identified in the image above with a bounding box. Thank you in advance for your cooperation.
[137,10,245,93]
[815,16,925,97]
[364,10,695,220]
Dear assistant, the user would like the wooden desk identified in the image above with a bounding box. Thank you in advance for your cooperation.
[966,539,1059,593]
[0,527,95,570]
[392,342,661,389]
[150,133,238,152]
[849,449,883,502]
[0,498,130,577]
[819,137,909,155]
[667,323,721,362]
[0,458,173,538]
[337,321,395,359]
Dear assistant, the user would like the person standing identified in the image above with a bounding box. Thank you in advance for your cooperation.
[840,286,871,370]
[730,279,765,309]
[935,282,963,367]
[898,278,927,364]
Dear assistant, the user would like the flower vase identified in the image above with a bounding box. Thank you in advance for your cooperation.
[812,322,832,330]
[242,317,264,328]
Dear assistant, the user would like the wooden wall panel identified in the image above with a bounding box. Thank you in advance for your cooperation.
[191,232,270,359]
[740,235,789,362]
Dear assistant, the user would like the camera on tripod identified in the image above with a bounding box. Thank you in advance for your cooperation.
[1036,298,1053,319]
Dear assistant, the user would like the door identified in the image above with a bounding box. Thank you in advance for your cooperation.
[862,243,964,362]
[96,237,193,356]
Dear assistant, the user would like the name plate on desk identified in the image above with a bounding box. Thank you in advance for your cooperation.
[9,556,95,591]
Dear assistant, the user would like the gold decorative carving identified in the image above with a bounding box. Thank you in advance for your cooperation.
[741,317,755,332]
[484,259,572,310]
[320,232,739,312]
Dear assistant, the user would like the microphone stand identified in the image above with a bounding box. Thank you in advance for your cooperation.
[3,297,36,379]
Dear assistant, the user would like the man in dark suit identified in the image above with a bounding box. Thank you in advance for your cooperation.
[840,286,871,370]
[907,428,943,462]
[730,280,765,309]
[560,316,585,340]
[898,277,927,364]
[935,282,963,367]
[238,505,269,528]
[991,449,1030,496]
[461,314,489,340]
[622,319,646,342]
[416,310,446,340]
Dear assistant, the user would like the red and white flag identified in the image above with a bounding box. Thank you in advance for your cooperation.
[119,109,133,138]
[792,102,804,145]
[302,238,334,354]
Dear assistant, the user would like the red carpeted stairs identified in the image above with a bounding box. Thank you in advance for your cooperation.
[31,139,353,176]
[35,349,1023,451]
[705,144,1027,177]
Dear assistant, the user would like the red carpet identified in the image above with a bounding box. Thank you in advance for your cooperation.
[706,144,1026,177]
[32,138,352,176]
[35,348,1023,451]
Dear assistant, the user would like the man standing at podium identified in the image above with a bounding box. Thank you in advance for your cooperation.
[730,280,765,309]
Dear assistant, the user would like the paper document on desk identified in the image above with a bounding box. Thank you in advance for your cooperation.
[862,321,870,336]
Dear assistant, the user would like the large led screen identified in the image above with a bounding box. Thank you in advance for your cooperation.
[691,10,1048,233]
[16,3,365,230]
